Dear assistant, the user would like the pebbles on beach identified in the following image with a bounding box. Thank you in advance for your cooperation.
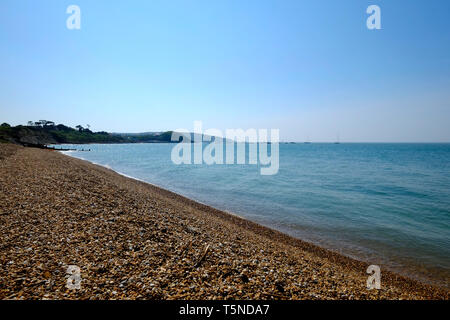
[0,144,447,300]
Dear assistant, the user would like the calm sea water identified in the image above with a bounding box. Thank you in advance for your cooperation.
[56,143,450,287]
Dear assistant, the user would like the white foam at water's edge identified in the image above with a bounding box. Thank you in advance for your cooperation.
[59,150,239,215]
[60,151,190,195]
[60,151,137,180]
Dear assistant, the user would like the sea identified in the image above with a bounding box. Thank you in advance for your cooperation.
[54,142,450,288]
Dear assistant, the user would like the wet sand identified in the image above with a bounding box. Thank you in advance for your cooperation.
[0,144,448,299]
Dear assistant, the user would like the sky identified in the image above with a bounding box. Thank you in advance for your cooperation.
[0,0,449,142]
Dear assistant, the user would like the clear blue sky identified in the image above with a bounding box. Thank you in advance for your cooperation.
[1,0,449,142]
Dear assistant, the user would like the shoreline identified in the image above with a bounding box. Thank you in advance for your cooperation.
[60,151,244,219]
[81,160,449,295]
[60,148,449,290]
[0,144,448,299]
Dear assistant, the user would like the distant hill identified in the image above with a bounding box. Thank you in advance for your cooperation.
[113,130,177,143]
[112,131,163,136]
[0,122,176,146]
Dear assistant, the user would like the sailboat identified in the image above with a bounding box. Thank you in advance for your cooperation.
[334,133,340,144]
[304,135,311,144]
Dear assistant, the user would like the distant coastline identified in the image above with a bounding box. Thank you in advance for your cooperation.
[0,121,175,147]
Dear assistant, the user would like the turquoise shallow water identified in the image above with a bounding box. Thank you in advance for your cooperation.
[55,143,450,287]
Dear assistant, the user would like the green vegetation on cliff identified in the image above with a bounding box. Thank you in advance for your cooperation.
[0,122,175,146]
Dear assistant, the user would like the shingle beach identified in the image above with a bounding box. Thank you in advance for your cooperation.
[0,144,447,300]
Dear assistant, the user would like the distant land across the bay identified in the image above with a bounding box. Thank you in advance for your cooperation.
[0,121,248,147]
[0,121,177,146]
